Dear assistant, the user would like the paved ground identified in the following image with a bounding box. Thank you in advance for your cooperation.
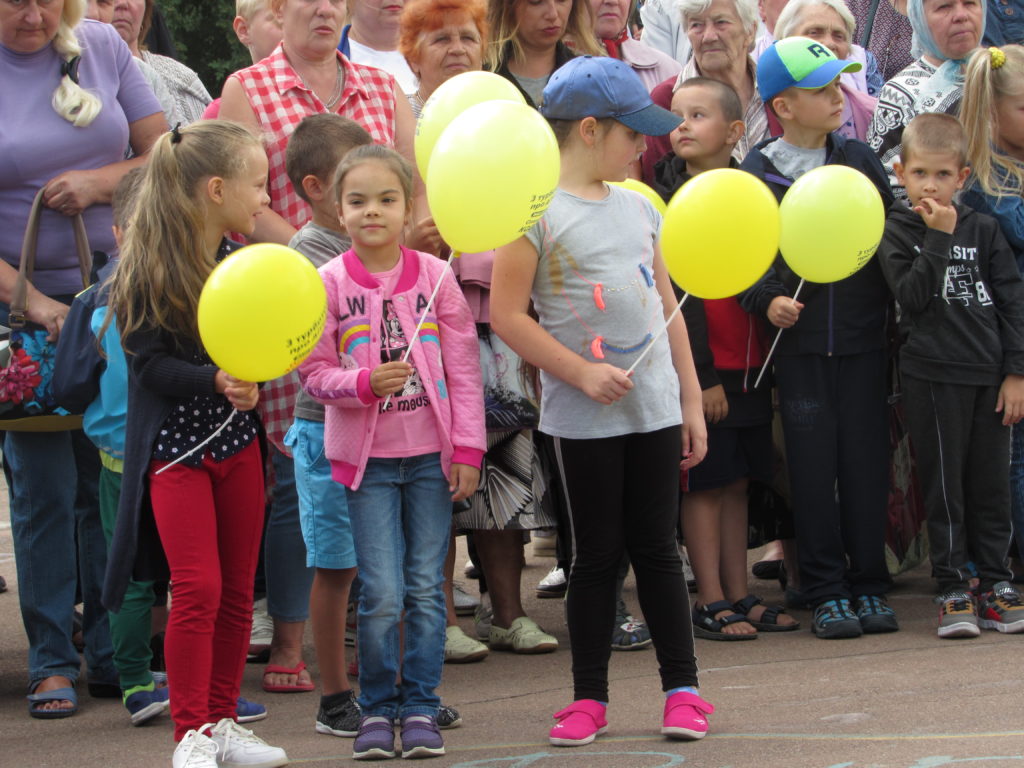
[2,485,1024,768]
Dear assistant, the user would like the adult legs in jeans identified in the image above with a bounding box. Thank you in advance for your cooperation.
[348,454,450,719]
[4,429,110,712]
[264,444,315,689]
[550,427,698,703]
[98,466,156,691]
[150,441,264,741]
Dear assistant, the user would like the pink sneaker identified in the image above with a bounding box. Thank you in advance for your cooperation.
[549,699,608,747]
[661,691,714,740]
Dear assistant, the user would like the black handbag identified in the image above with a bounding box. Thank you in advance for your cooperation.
[0,189,91,431]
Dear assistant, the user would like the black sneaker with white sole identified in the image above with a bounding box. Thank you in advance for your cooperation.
[316,689,361,737]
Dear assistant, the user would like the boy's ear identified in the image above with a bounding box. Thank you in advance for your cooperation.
[302,174,325,202]
[770,94,792,122]
[232,15,251,48]
[956,165,971,189]
[893,160,906,186]
[726,119,746,147]
[578,116,600,146]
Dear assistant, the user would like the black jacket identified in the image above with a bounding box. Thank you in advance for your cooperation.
[491,42,575,109]
[739,134,895,357]
[877,200,1024,385]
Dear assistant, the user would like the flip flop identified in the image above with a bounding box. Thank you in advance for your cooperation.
[27,686,78,719]
[262,661,315,693]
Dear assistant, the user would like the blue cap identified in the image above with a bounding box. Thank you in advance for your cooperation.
[540,56,682,136]
[756,37,862,103]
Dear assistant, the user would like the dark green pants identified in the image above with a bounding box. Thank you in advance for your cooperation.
[99,464,155,690]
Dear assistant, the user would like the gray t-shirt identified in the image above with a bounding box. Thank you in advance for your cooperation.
[289,222,350,422]
[762,138,827,181]
[524,186,681,439]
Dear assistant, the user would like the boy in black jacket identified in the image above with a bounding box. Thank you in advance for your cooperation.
[878,113,1024,639]
[741,37,897,640]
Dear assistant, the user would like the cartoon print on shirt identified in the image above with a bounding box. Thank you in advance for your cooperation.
[379,299,428,413]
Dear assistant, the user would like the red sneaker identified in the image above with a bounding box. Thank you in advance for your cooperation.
[549,699,608,747]
[662,691,714,740]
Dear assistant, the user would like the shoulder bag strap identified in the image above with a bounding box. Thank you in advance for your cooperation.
[12,189,92,329]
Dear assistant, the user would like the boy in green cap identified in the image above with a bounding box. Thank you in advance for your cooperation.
[739,37,897,640]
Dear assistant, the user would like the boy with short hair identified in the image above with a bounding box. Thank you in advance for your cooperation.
[233,0,283,66]
[741,37,898,640]
[655,77,801,639]
[877,112,1024,638]
[283,113,371,737]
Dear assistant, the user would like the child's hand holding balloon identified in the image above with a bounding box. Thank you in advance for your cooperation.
[215,371,259,411]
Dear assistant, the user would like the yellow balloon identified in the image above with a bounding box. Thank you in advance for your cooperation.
[660,169,780,299]
[779,165,885,283]
[198,244,327,382]
[427,100,560,253]
[609,178,667,215]
[415,71,526,177]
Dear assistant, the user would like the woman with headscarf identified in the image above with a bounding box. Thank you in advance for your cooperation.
[866,0,985,195]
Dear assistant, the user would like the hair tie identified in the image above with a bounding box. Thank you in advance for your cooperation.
[170,123,183,144]
[990,47,1006,69]
[60,55,81,85]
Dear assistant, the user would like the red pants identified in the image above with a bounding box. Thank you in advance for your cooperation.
[150,440,264,740]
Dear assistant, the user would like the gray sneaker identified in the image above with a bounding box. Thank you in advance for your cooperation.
[316,689,361,737]
[436,703,462,729]
[936,590,980,639]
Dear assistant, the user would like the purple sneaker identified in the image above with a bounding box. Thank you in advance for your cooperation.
[400,714,445,759]
[354,716,396,760]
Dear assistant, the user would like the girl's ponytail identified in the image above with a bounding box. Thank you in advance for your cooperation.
[108,121,264,349]
[962,45,1024,199]
[52,0,102,127]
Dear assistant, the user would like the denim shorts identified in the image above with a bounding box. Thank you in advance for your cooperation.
[284,418,356,570]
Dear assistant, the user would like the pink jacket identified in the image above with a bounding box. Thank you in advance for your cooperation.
[299,246,486,490]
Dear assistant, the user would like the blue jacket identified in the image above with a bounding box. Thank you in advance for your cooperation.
[739,133,895,357]
[962,175,1024,272]
[53,263,127,467]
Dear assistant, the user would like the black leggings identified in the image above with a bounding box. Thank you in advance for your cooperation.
[544,426,698,702]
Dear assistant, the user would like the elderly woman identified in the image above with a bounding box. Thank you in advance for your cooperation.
[340,0,419,97]
[642,0,771,182]
[487,0,603,108]
[866,0,985,195]
[218,0,418,701]
[400,0,561,661]
[111,0,211,124]
[773,0,880,139]
[0,0,164,718]
[590,0,681,90]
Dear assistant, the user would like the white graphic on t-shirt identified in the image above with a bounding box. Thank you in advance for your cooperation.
[378,299,427,414]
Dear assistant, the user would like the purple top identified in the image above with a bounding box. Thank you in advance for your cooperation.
[0,20,162,297]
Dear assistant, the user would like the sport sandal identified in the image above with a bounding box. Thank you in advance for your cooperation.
[692,600,757,641]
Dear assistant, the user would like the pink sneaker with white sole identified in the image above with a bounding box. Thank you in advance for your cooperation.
[549,699,608,746]
[661,691,714,740]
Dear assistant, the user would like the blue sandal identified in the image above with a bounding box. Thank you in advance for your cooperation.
[692,600,757,641]
[27,684,78,719]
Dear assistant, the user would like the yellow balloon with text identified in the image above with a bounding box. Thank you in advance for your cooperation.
[779,165,885,283]
[609,178,667,215]
[427,100,560,254]
[415,71,526,177]
[198,244,327,382]
[660,168,780,299]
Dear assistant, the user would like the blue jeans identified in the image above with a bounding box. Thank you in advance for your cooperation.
[1011,422,1024,557]
[347,453,450,719]
[3,429,112,686]
[265,444,314,623]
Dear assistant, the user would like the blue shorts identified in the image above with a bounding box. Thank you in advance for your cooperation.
[285,418,357,570]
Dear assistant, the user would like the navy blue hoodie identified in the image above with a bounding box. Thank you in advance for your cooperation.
[739,133,895,357]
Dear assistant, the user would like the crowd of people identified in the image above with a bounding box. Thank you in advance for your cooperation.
[1,0,1024,765]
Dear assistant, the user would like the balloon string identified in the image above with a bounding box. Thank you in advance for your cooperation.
[625,293,688,376]
[753,278,805,390]
[153,408,237,475]
[381,250,459,410]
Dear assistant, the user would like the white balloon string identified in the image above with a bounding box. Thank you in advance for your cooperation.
[626,293,689,376]
[381,250,458,410]
[753,278,805,390]
[154,408,237,475]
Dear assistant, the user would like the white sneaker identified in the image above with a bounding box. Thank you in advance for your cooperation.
[248,599,273,660]
[173,730,219,768]
[207,718,289,768]
[536,566,567,598]
[452,581,479,616]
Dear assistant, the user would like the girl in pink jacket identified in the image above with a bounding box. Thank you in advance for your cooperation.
[299,145,485,761]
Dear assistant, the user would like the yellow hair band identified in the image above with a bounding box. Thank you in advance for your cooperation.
[990,47,1006,69]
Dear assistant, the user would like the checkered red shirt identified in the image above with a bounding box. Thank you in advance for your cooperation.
[231,46,398,453]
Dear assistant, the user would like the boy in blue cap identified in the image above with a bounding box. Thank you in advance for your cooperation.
[740,37,898,639]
